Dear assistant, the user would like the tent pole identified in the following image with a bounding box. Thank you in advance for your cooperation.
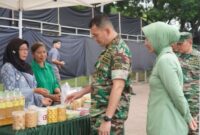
[118,12,121,36]
[140,18,143,40]
[92,7,94,18]
[58,7,61,36]
[58,7,60,24]
[75,78,78,87]
[100,4,104,13]
[19,10,23,38]
[12,10,15,25]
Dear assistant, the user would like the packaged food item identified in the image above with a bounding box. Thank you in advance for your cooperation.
[47,106,58,123]
[57,105,66,122]
[5,91,13,119]
[37,107,47,125]
[61,82,70,104]
[66,103,71,109]
[66,110,80,119]
[14,90,25,110]
[28,105,38,111]
[0,90,25,126]
[70,99,82,110]
[25,110,38,128]
[82,94,91,102]
[12,111,25,130]
[77,108,90,116]
[0,92,6,125]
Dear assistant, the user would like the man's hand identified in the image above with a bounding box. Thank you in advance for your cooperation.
[58,61,65,69]
[189,118,197,131]
[65,85,93,103]
[98,121,111,135]
[65,91,83,103]
[52,59,65,66]
[60,61,65,66]
[42,98,52,106]
[34,88,49,96]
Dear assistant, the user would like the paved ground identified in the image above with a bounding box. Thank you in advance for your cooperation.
[125,83,149,135]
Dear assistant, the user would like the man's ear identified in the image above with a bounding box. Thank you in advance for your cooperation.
[105,26,111,35]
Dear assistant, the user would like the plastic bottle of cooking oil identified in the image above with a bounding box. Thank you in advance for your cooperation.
[3,90,13,125]
[12,90,19,111]
[0,92,6,126]
[18,90,25,110]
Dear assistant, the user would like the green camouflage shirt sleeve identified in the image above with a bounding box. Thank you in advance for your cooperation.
[111,41,131,81]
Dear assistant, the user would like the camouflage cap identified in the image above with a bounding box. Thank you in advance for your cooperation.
[178,32,192,43]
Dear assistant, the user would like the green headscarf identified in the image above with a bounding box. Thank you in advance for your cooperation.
[142,22,180,55]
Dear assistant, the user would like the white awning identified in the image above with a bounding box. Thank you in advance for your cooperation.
[0,0,121,11]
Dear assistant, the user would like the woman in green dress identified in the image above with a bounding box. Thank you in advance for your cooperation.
[142,22,197,135]
[31,42,61,103]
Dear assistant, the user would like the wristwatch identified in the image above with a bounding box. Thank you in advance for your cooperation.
[103,115,112,122]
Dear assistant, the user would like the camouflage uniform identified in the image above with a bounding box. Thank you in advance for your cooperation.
[90,36,132,135]
[178,48,200,135]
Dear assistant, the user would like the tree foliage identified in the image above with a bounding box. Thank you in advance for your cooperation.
[105,0,200,38]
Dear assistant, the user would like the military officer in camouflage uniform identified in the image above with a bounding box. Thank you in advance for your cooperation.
[66,15,132,135]
[176,32,200,135]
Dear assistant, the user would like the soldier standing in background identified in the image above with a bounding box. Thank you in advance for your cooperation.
[175,32,200,135]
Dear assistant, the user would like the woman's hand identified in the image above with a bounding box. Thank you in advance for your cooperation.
[54,88,61,94]
[34,88,49,96]
[42,97,52,106]
[189,118,197,131]
[51,94,61,102]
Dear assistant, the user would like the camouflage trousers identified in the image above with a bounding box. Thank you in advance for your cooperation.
[91,115,125,135]
[184,88,199,135]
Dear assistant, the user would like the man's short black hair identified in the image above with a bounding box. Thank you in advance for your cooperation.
[89,14,113,28]
[53,39,61,44]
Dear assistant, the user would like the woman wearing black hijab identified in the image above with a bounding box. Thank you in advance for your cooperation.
[1,38,52,107]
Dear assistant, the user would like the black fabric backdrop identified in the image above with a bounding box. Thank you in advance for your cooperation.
[0,8,11,18]
[0,7,141,35]
[0,28,155,80]
[0,8,12,26]
[0,28,19,68]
